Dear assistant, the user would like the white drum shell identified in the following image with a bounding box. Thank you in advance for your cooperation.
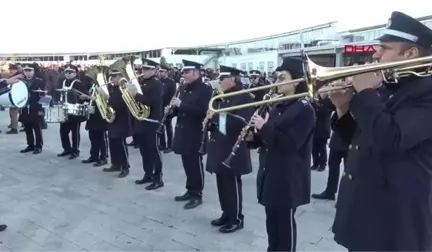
[45,105,67,123]
[0,81,29,108]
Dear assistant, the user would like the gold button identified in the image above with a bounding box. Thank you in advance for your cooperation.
[348,174,353,180]
[356,145,359,150]
[349,144,352,150]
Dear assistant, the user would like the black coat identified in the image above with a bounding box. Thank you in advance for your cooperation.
[161,77,177,107]
[171,78,213,155]
[19,77,46,124]
[133,76,163,134]
[205,83,255,175]
[107,85,132,139]
[256,98,315,209]
[332,77,432,251]
[84,80,107,132]
[312,96,333,139]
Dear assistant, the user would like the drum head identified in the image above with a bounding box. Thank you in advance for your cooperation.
[10,81,29,108]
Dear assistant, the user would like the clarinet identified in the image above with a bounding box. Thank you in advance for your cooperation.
[156,87,181,134]
[198,88,223,154]
[222,90,280,168]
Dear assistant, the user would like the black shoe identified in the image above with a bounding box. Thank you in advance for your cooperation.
[311,165,318,170]
[219,222,244,233]
[184,198,202,209]
[41,124,47,130]
[134,145,139,149]
[19,128,25,132]
[6,129,18,134]
[118,168,129,178]
[20,146,35,153]
[163,148,172,154]
[94,159,108,167]
[174,192,192,202]
[311,191,335,200]
[57,151,71,157]
[135,176,153,185]
[145,180,164,190]
[82,157,98,164]
[127,141,135,146]
[103,165,120,172]
[211,217,228,227]
[69,152,79,159]
[32,148,42,154]
[317,165,326,172]
[0,224,7,232]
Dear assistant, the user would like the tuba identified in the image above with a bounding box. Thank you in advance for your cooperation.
[110,56,150,120]
[85,65,116,123]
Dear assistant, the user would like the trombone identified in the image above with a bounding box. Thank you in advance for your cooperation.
[208,52,432,113]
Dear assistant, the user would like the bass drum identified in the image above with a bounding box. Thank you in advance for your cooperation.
[0,80,29,108]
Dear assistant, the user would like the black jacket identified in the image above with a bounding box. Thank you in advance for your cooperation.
[18,77,46,123]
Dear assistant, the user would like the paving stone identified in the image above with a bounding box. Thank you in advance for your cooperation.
[0,111,346,251]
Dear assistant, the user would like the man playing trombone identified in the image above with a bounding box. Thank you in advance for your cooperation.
[329,11,432,251]
[205,66,255,233]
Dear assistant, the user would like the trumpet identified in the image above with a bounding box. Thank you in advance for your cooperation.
[223,89,281,168]
[208,52,432,113]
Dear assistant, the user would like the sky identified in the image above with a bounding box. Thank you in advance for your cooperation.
[1,0,430,54]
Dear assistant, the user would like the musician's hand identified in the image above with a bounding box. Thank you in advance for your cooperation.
[130,88,138,97]
[250,114,265,130]
[206,110,215,119]
[6,78,20,84]
[170,97,182,107]
[90,96,97,101]
[245,131,254,141]
[12,74,24,80]
[79,94,89,100]
[351,71,383,93]
[164,105,171,114]
[328,80,354,110]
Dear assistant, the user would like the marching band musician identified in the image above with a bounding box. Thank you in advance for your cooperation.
[79,77,109,167]
[57,64,87,159]
[158,65,177,153]
[249,70,266,103]
[169,59,213,209]
[249,57,315,251]
[101,66,132,178]
[330,11,432,251]
[132,59,164,190]
[205,66,255,233]
[19,63,47,154]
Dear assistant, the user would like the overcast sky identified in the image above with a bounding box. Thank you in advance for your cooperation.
[2,0,429,53]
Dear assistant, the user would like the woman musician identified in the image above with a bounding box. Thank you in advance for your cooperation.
[205,65,255,233]
[248,57,316,251]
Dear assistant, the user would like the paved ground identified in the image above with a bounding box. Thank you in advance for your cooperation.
[0,111,346,251]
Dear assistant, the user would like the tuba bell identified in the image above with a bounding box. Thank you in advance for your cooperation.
[110,56,150,120]
[85,65,116,123]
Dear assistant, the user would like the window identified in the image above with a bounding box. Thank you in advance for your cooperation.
[240,63,247,71]
[247,62,253,70]
[232,63,237,68]
[259,62,265,72]
[267,61,274,73]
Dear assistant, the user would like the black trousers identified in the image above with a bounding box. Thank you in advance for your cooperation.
[137,125,163,180]
[326,149,348,195]
[265,207,297,251]
[60,121,81,152]
[312,138,328,167]
[89,130,108,161]
[158,118,173,149]
[109,137,129,168]
[256,148,267,201]
[180,153,204,198]
[216,172,243,225]
[24,121,43,149]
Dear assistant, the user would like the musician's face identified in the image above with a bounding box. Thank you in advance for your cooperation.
[183,69,199,84]
[159,69,168,78]
[23,69,34,78]
[141,68,155,78]
[111,75,121,85]
[65,70,77,80]
[276,70,296,94]
[374,41,419,63]
[219,76,235,91]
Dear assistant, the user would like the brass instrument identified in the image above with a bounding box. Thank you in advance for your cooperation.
[208,51,432,113]
[85,60,116,123]
[198,86,224,154]
[110,56,150,120]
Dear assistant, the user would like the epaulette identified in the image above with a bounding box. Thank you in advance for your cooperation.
[35,77,44,81]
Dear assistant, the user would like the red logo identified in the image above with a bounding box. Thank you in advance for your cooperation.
[344,44,377,54]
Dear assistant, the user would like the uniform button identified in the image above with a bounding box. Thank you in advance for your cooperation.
[349,144,352,150]
[348,174,353,180]
[355,145,359,150]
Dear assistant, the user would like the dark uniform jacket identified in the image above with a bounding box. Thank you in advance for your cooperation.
[312,96,333,139]
[84,82,108,132]
[133,75,163,134]
[205,83,255,175]
[332,76,432,251]
[107,85,132,139]
[161,77,177,107]
[171,78,213,155]
[58,78,88,122]
[255,98,315,209]
[19,77,46,123]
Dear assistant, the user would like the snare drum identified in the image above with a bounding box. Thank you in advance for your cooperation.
[0,80,29,108]
[45,105,67,123]
[65,103,85,116]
